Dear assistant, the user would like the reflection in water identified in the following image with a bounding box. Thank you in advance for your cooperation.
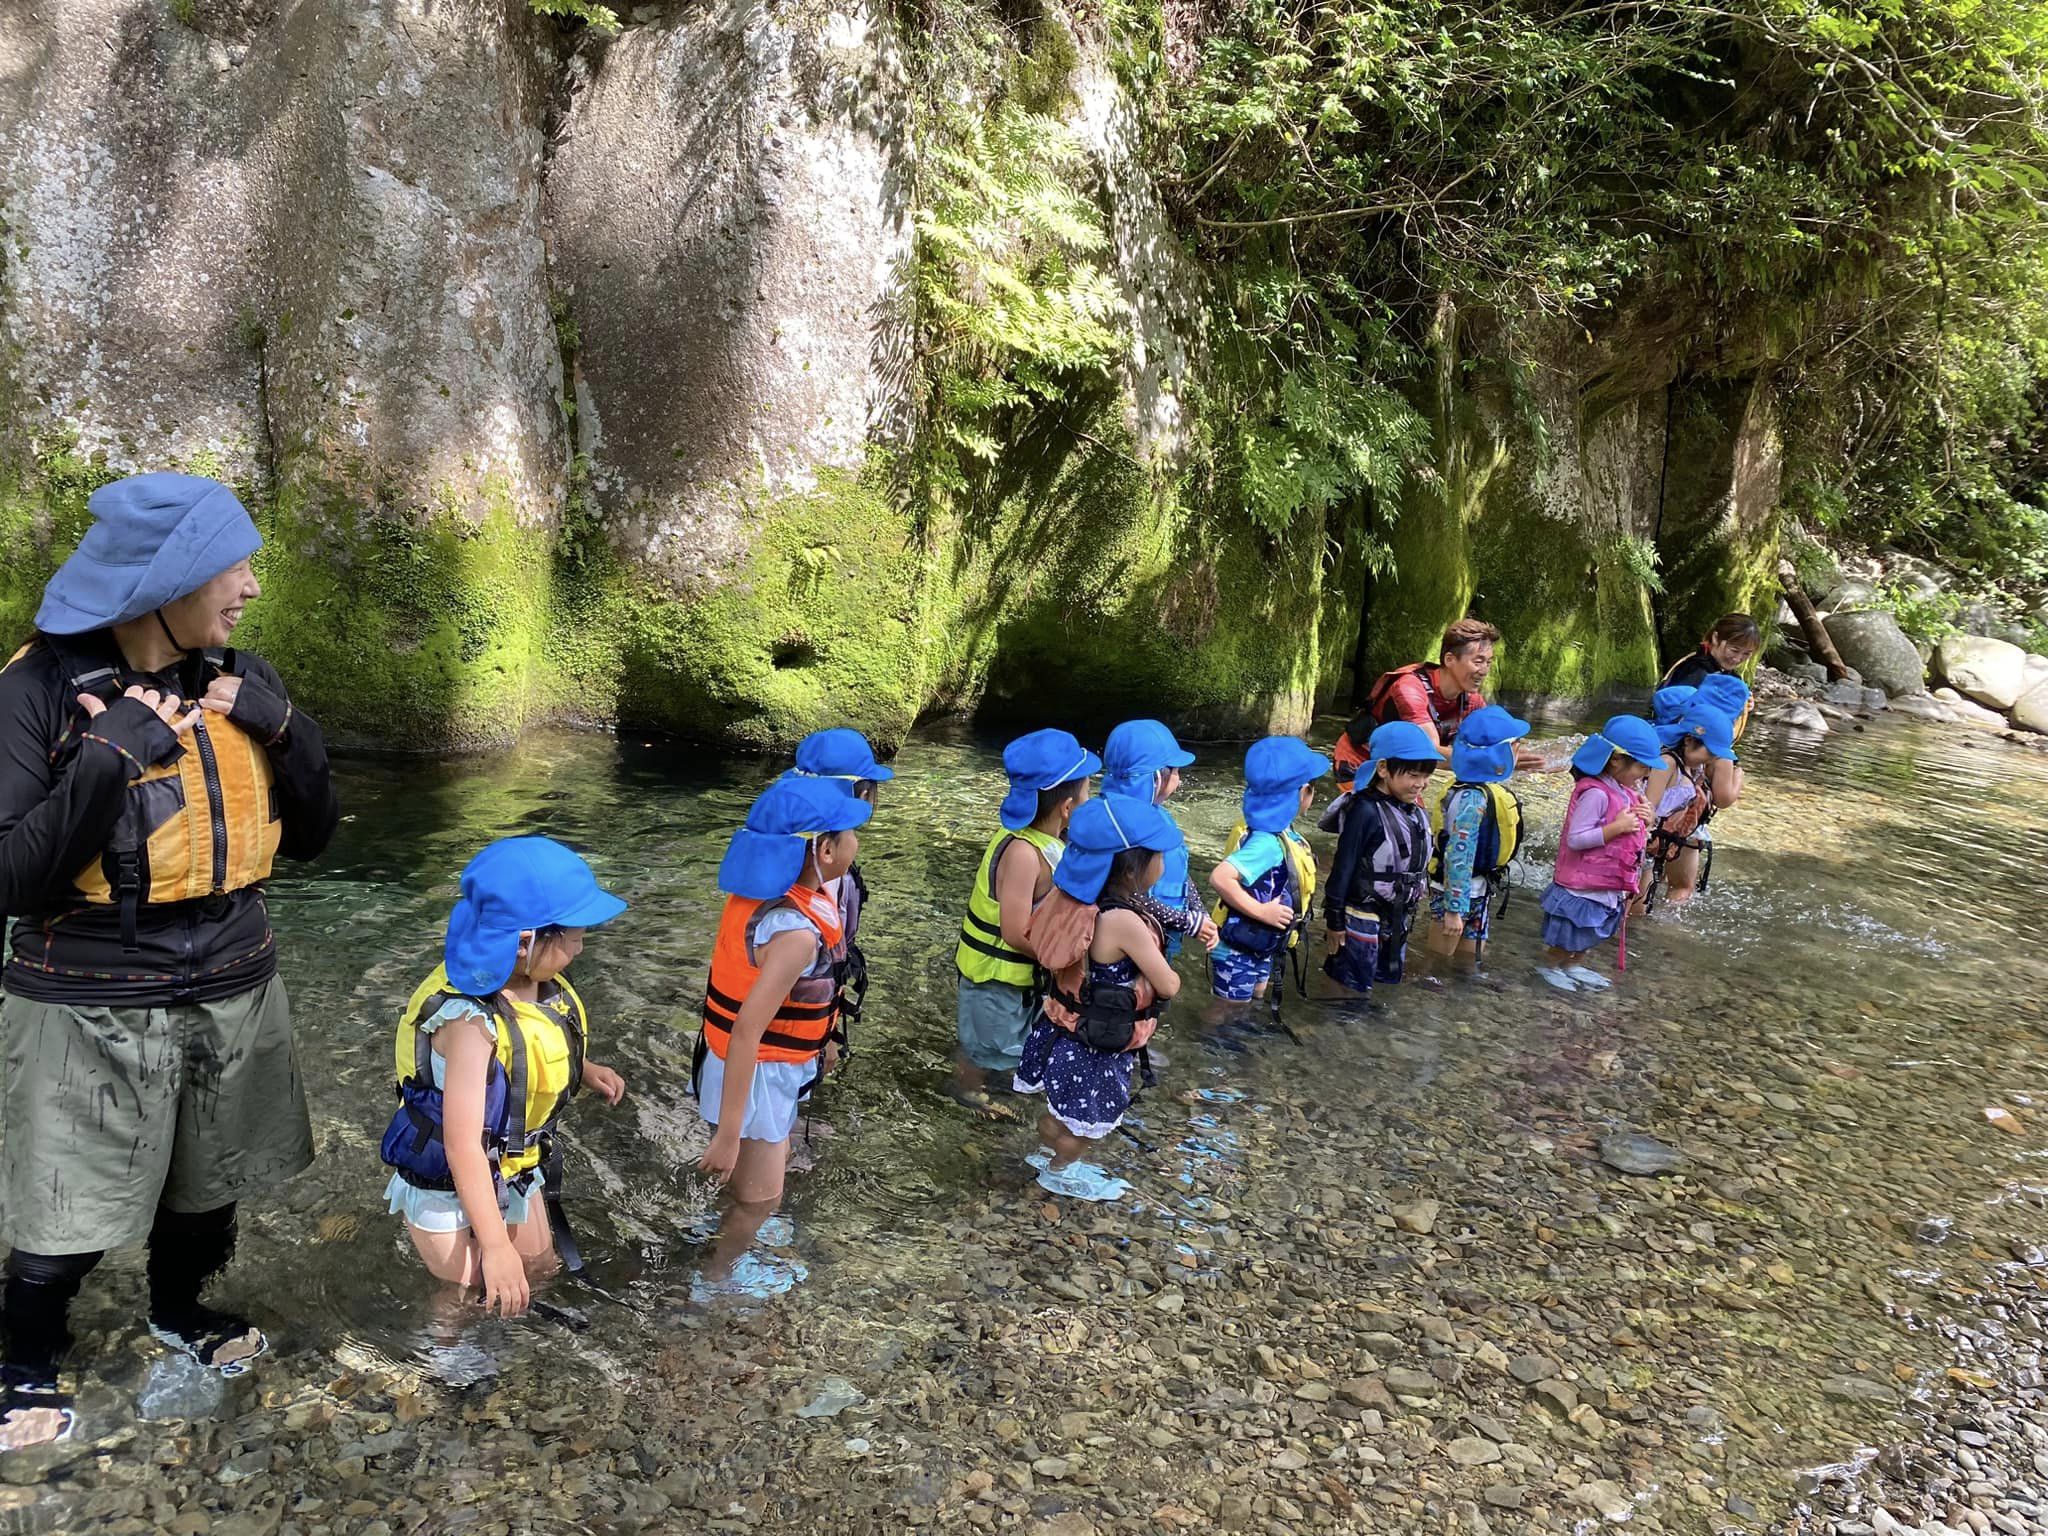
[43,714,2048,1529]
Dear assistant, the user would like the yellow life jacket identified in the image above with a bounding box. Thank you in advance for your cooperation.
[955,825,1062,987]
[1209,822,1319,949]
[4,641,282,934]
[1427,780,1522,883]
[392,965,588,1179]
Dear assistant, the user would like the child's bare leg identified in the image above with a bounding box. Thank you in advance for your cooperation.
[1664,846,1701,902]
[1544,946,1577,966]
[1039,1111,1086,1170]
[408,1224,483,1289]
[511,1198,559,1280]
[708,1137,789,1277]
[951,1054,987,1094]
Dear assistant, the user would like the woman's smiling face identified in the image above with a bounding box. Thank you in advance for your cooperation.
[161,557,260,648]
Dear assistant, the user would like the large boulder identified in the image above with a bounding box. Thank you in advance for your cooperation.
[2014,682,2048,735]
[1934,633,2030,711]
[1823,609,1926,697]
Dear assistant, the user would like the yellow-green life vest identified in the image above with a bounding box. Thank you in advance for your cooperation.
[392,965,588,1179]
[955,825,1063,987]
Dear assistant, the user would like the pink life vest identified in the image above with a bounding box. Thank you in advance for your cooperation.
[1552,775,1647,896]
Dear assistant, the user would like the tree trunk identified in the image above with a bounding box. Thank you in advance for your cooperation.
[1778,562,1852,681]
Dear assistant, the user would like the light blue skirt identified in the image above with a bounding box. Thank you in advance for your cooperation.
[1539,883,1623,954]
[385,1169,537,1234]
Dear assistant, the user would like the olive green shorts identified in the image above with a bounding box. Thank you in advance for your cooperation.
[1,976,314,1255]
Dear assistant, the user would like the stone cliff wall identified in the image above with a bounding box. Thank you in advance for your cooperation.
[0,2,1780,748]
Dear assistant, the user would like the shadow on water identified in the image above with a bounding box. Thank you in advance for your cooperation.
[37,712,2048,1532]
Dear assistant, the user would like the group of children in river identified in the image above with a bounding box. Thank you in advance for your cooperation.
[379,615,1765,1313]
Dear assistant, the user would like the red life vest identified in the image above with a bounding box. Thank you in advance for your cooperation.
[1366,662,1481,743]
[700,884,846,1065]
[1552,776,1647,896]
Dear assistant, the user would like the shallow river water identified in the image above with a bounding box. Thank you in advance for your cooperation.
[23,710,2048,1536]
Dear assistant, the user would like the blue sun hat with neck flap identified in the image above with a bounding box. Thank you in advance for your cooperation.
[1242,736,1331,834]
[719,776,874,900]
[1101,719,1195,801]
[1366,720,1442,769]
[1054,794,1185,904]
[1652,685,1698,726]
[1693,671,1752,726]
[1676,700,1739,760]
[37,473,262,635]
[998,728,1102,831]
[786,727,895,787]
[1449,705,1528,786]
[1570,715,1665,777]
[444,837,628,995]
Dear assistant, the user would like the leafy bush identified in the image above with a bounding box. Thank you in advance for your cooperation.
[528,0,620,33]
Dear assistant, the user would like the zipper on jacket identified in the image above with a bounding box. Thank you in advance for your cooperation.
[192,717,230,893]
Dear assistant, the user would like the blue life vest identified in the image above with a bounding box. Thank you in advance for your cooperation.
[1216,828,1314,957]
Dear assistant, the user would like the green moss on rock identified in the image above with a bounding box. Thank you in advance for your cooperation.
[940,418,1325,736]
[1656,376,1785,656]
[605,471,934,750]
[0,443,118,644]
[236,477,553,750]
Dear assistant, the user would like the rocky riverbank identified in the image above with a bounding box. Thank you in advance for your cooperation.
[1770,550,2048,744]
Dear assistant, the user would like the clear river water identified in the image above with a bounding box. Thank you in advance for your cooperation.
[21,708,2048,1536]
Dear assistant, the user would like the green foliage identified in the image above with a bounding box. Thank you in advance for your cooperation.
[1173,0,2048,607]
[908,99,1128,526]
[1872,580,1967,647]
[1603,534,1664,595]
[527,0,621,33]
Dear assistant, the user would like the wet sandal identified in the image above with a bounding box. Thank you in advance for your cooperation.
[941,1083,1016,1121]
[149,1309,268,1378]
[0,1366,76,1451]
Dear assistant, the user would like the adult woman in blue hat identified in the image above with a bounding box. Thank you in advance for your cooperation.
[0,473,338,1448]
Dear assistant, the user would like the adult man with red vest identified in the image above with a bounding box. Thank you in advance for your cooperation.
[1338,618,1544,778]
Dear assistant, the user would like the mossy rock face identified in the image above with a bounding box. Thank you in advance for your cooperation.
[1656,375,1784,658]
[607,473,933,750]
[0,446,119,646]
[946,427,1325,737]
[1363,336,1666,703]
[234,477,555,751]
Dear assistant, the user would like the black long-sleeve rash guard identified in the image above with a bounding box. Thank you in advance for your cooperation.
[0,631,339,1006]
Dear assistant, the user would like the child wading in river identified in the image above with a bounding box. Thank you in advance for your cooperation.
[1537,716,1661,992]
[1641,698,1739,908]
[783,728,894,1052]
[381,838,629,1318]
[1425,706,1528,971]
[1208,736,1329,1010]
[1014,796,1184,1202]
[1322,721,1436,998]
[1101,719,1218,960]
[949,729,1099,1119]
[692,777,872,1299]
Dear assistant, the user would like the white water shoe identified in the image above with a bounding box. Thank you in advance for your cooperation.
[1564,966,1613,991]
[1537,967,1580,993]
[1036,1161,1131,1203]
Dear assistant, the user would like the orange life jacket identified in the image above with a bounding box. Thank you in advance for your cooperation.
[700,884,846,1065]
